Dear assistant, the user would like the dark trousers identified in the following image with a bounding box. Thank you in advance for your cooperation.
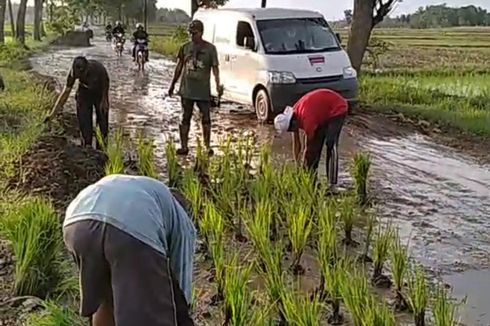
[180,98,211,127]
[304,113,346,185]
[76,87,109,149]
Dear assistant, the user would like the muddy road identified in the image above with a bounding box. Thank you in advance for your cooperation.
[31,36,490,325]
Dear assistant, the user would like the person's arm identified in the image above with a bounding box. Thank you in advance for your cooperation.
[292,130,302,163]
[211,46,222,96]
[168,45,185,96]
[168,202,196,306]
[45,69,75,121]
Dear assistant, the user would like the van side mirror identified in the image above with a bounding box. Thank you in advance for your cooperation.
[244,36,255,50]
[335,33,342,44]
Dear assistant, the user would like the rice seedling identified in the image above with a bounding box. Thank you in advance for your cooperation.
[320,258,352,325]
[181,169,204,224]
[258,242,286,321]
[194,138,210,182]
[372,221,394,288]
[390,230,409,311]
[407,265,429,326]
[136,133,157,178]
[280,288,324,326]
[97,127,124,175]
[285,201,314,275]
[362,297,396,326]
[351,152,372,205]
[339,196,359,246]
[0,197,64,298]
[317,201,338,268]
[339,268,371,326]
[165,138,181,188]
[223,253,254,325]
[26,301,84,326]
[432,284,461,326]
[359,212,376,263]
[245,199,273,271]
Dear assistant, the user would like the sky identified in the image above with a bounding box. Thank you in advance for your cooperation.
[158,0,490,20]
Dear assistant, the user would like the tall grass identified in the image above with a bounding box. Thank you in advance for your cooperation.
[0,198,64,298]
[351,152,372,205]
[407,265,429,326]
[136,133,157,178]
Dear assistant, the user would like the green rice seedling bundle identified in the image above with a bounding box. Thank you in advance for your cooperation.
[258,242,286,318]
[97,128,124,175]
[285,200,314,274]
[194,138,210,178]
[223,253,254,325]
[26,301,84,326]
[360,212,376,263]
[372,221,394,287]
[164,139,181,188]
[407,265,428,326]
[317,201,338,269]
[361,297,396,326]
[205,203,226,299]
[432,284,461,326]
[390,230,409,310]
[136,133,157,179]
[181,169,204,224]
[339,196,358,246]
[258,145,272,175]
[339,268,371,326]
[351,152,372,205]
[280,288,323,326]
[0,198,63,297]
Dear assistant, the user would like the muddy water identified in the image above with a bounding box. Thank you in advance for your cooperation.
[31,36,490,325]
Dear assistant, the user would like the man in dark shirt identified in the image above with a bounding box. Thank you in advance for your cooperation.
[132,23,149,62]
[45,56,110,150]
[112,21,125,37]
[168,20,223,156]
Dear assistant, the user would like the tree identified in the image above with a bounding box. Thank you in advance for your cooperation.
[347,0,399,74]
[15,0,28,44]
[33,0,43,40]
[0,0,6,43]
[7,0,15,37]
[191,0,229,17]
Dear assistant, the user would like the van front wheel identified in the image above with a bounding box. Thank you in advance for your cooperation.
[255,89,272,123]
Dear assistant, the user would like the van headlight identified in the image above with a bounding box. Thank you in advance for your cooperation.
[268,71,296,84]
[343,67,357,79]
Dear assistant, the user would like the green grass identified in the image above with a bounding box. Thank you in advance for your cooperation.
[26,300,84,326]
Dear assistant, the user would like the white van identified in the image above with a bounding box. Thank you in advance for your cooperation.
[194,8,358,122]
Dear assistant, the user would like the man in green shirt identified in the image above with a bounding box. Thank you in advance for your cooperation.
[168,20,223,156]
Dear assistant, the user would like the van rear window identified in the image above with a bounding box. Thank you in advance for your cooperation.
[257,18,340,54]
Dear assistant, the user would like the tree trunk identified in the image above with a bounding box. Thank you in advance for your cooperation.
[0,0,6,43]
[346,0,375,74]
[33,0,42,41]
[15,0,28,44]
[7,0,15,37]
[191,0,198,17]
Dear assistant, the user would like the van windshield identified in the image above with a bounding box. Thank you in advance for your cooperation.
[257,18,340,55]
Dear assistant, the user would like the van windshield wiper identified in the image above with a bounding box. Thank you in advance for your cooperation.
[267,46,340,55]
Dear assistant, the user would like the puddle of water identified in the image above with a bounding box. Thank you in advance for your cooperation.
[444,269,490,326]
[30,35,490,323]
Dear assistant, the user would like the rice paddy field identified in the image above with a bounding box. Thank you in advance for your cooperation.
[0,24,489,325]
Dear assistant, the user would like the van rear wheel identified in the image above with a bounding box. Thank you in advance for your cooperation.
[255,89,272,123]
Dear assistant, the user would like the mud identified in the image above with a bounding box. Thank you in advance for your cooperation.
[28,35,490,325]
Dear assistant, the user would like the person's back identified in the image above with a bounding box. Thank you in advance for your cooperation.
[64,174,196,325]
[133,29,148,41]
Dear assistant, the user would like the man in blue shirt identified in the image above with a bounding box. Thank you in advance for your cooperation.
[63,174,196,326]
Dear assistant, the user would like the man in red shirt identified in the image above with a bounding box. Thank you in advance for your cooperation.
[274,88,348,185]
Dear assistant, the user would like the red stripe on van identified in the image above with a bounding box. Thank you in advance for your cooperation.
[308,56,325,65]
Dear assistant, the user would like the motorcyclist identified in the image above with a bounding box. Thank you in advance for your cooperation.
[132,23,149,62]
[112,21,125,41]
[105,23,112,41]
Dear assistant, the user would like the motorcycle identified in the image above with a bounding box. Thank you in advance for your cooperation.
[135,39,149,72]
[113,33,125,57]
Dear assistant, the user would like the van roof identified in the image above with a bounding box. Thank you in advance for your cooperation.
[194,7,324,21]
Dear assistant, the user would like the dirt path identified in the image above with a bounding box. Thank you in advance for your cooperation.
[31,36,490,325]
